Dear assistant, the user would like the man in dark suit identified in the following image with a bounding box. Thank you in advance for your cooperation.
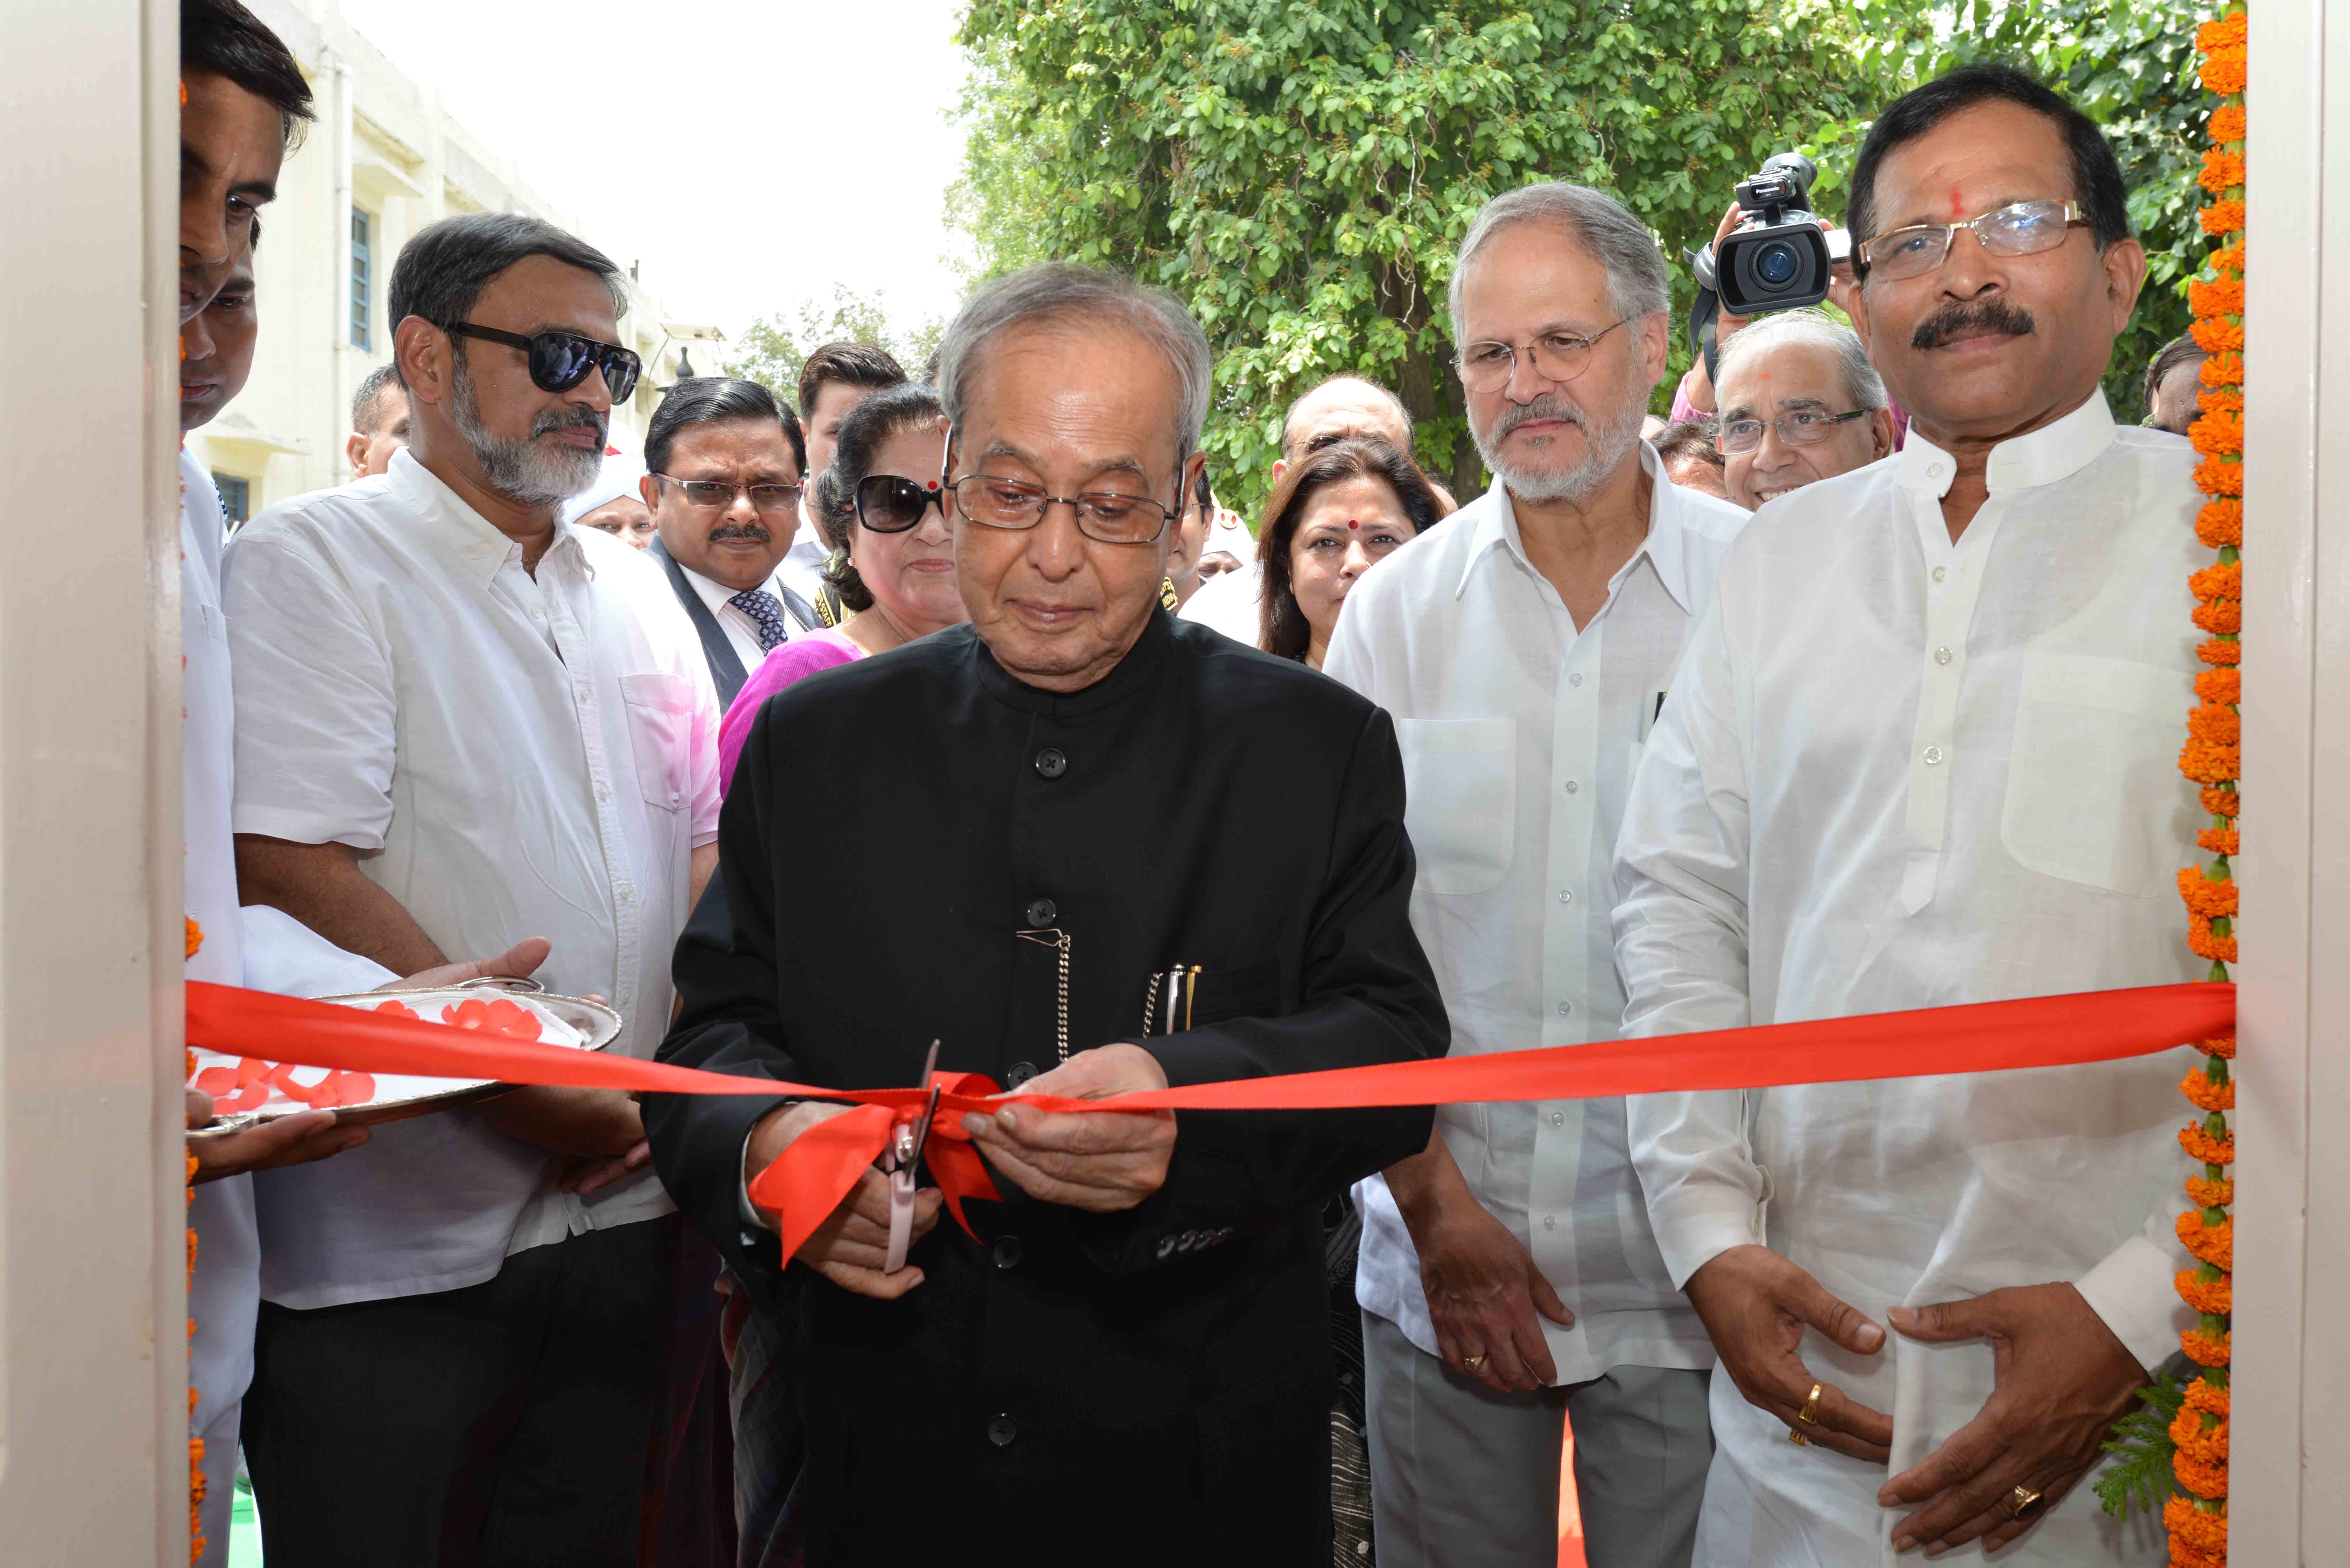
[644,264,1446,1565]
[641,377,817,709]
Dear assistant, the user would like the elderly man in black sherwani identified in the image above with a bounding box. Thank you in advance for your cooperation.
[643,263,1446,1565]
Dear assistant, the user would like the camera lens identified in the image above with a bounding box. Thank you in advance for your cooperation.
[1756,242,1799,286]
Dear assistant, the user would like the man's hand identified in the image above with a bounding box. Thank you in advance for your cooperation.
[187,1086,371,1182]
[478,1085,644,1159]
[1683,1243,1894,1462]
[961,1044,1174,1212]
[745,1101,941,1300]
[1385,1133,1572,1392]
[1877,1283,2148,1556]
[389,936,552,993]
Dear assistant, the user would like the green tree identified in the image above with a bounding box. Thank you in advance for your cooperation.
[951,0,2209,514]
[725,285,945,408]
[952,0,1929,512]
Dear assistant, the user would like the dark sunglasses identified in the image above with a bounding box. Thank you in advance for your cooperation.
[853,473,949,534]
[445,322,642,403]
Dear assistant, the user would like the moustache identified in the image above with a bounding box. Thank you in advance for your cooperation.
[532,405,609,443]
[1489,395,1587,441]
[708,523,772,544]
[1911,299,2035,351]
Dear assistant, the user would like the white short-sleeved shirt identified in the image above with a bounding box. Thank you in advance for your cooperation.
[1325,444,1748,1385]
[224,448,721,1307]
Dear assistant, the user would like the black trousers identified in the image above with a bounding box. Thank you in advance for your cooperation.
[243,1217,671,1568]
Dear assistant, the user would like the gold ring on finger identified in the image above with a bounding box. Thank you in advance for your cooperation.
[2010,1484,2045,1521]
[1787,1426,1810,1446]
[1797,1381,1823,1425]
[1462,1353,1487,1372]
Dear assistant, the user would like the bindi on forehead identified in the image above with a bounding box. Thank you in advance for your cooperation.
[1947,183,1969,220]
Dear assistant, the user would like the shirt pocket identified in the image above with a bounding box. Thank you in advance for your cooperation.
[1999,652,2191,898]
[1396,716,1515,897]
[619,671,696,813]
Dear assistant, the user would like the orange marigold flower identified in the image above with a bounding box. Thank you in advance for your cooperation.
[2192,561,2244,602]
[2176,1267,2234,1315]
[2171,1401,2232,1465]
[2192,454,2243,496]
[2181,1121,2236,1165]
[2197,827,2240,856]
[2197,12,2248,50]
[2192,316,2245,354]
[2201,48,2248,98]
[2187,1174,2235,1208]
[2198,148,2247,195]
[2202,350,2244,387]
[2189,913,2239,963]
[2164,1494,2229,1558]
[2191,412,2245,458]
[2180,737,2240,785]
[2189,276,2246,318]
[2175,1444,2231,1496]
[2185,1376,2232,1419]
[2178,1210,2235,1270]
[2198,637,2242,668]
[2202,785,2241,818]
[2200,199,2246,238]
[2205,1033,2237,1060]
[2193,598,2244,636]
[2196,668,2241,705]
[2199,387,2244,417]
[2181,1066,2236,1112]
[2181,1328,2235,1376]
[2188,702,2241,748]
[186,916,203,959]
[2168,1539,2226,1568]
[2209,102,2247,143]
[2196,499,2243,549]
[2178,866,2240,918]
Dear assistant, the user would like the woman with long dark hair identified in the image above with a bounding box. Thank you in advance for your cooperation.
[1256,437,1442,668]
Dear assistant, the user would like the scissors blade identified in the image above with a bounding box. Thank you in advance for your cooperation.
[906,1039,943,1170]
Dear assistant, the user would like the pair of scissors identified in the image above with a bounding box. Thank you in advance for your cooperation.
[882,1039,942,1274]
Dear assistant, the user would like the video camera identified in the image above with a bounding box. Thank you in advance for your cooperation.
[1693,153,1838,315]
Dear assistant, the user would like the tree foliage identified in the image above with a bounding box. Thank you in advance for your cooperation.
[725,285,945,409]
[951,0,2211,516]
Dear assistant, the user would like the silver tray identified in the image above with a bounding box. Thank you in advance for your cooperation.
[189,976,623,1134]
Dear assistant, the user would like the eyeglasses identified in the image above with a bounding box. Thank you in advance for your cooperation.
[445,322,643,403]
[1856,200,2088,282]
[1453,319,1628,393]
[854,474,949,534]
[650,473,803,513]
[1714,408,1872,455]
[947,473,1177,545]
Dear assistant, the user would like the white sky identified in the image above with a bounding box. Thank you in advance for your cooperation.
[337,0,974,346]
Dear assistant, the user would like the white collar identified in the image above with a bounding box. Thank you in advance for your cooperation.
[1453,442,1695,613]
[1896,388,2116,500]
[677,555,779,611]
[388,447,581,585]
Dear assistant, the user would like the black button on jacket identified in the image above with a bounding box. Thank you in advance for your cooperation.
[644,610,1444,1564]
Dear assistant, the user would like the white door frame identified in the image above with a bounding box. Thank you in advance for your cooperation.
[2232,0,2345,1560]
[0,0,185,1559]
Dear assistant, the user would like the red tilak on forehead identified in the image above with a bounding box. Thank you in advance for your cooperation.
[1346,519,1360,530]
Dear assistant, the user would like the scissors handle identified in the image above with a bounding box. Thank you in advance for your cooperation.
[883,1159,917,1273]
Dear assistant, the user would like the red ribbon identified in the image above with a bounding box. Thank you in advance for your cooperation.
[188,980,2235,1267]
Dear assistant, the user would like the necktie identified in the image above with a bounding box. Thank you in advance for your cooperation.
[730,587,792,652]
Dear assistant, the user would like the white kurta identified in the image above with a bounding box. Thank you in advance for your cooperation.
[223,448,720,1308]
[1615,393,2201,1565]
[1330,448,1745,1384]
[181,450,397,1568]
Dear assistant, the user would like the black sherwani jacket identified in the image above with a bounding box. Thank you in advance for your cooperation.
[644,611,1443,1564]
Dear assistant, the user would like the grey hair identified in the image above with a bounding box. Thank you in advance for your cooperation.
[1713,309,1888,415]
[1448,183,1672,339]
[935,262,1213,464]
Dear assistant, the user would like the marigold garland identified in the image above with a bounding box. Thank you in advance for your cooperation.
[2169,14,2242,1556]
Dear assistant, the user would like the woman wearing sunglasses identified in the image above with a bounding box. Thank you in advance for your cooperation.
[716,382,967,791]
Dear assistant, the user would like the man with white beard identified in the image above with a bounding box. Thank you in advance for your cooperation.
[1326,183,1748,1568]
[222,212,723,1564]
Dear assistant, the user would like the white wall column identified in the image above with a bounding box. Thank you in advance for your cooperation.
[2234,0,2349,1561]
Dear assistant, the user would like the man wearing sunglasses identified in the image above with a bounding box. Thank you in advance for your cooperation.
[646,263,1445,1562]
[1620,64,2207,1565]
[640,376,820,708]
[220,211,720,1565]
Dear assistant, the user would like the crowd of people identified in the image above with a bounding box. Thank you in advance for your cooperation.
[177,2,2219,1565]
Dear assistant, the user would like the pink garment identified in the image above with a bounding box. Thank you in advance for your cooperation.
[718,629,863,793]
[1670,367,1910,449]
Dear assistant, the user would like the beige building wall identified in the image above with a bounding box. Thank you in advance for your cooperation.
[188,0,710,523]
